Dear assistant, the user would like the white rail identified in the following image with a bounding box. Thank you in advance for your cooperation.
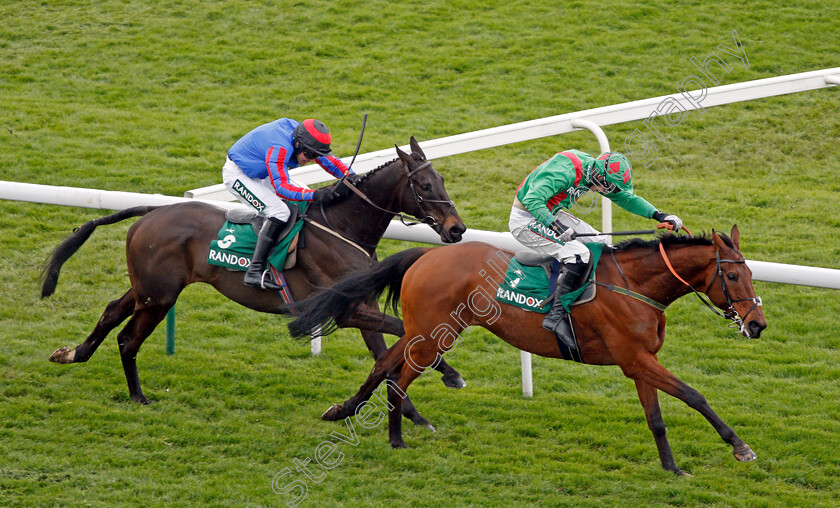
[8,179,840,398]
[4,180,839,289]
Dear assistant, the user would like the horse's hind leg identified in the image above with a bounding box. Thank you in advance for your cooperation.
[432,357,466,389]
[358,329,433,429]
[386,342,439,449]
[50,289,135,364]
[322,341,402,422]
[349,303,465,389]
[115,304,172,404]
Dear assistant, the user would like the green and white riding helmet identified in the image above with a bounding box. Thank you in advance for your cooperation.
[590,152,633,194]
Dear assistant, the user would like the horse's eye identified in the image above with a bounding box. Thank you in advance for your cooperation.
[727,273,739,282]
[420,183,432,192]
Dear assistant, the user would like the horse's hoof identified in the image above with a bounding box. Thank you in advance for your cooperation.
[676,470,693,477]
[734,444,757,462]
[441,373,466,389]
[410,415,436,432]
[390,440,408,449]
[49,347,76,364]
[132,395,153,405]
[321,404,343,421]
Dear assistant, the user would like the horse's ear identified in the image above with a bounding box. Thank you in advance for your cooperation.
[730,225,741,250]
[395,144,413,167]
[712,228,727,251]
[409,136,426,159]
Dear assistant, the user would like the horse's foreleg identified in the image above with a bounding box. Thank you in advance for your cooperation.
[115,304,171,404]
[625,353,756,465]
[50,289,135,364]
[634,379,687,476]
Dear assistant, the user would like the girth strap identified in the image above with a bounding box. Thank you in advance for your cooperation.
[597,283,667,311]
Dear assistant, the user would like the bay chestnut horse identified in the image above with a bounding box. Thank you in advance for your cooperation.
[41,138,465,427]
[288,226,767,475]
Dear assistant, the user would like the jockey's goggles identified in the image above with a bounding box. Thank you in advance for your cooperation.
[302,148,320,160]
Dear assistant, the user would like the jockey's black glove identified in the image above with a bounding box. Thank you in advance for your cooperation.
[312,186,336,205]
[345,172,363,186]
[331,180,353,200]
[549,218,576,243]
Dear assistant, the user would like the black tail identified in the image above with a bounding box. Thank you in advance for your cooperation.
[40,206,160,298]
[288,247,430,339]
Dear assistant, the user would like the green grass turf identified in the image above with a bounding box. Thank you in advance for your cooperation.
[2,0,839,506]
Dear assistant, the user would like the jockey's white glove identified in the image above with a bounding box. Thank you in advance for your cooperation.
[558,228,576,243]
[663,215,683,231]
[653,211,683,231]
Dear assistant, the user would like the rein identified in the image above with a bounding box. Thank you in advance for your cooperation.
[315,199,377,253]
[310,158,456,256]
[658,242,763,334]
[305,215,373,259]
[343,160,456,228]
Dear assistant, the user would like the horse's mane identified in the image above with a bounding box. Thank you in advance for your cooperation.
[612,232,735,251]
[320,157,400,192]
[354,157,401,185]
[314,157,403,209]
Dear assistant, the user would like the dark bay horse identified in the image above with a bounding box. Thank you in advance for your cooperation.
[41,138,466,426]
[288,227,768,475]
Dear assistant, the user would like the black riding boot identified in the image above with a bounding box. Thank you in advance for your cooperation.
[542,260,589,349]
[243,217,286,290]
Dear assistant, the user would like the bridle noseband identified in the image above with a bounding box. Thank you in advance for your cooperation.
[402,161,457,229]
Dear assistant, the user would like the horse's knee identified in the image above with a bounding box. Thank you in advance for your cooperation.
[647,414,667,438]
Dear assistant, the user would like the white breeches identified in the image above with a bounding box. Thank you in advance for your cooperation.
[508,207,609,264]
[222,157,291,221]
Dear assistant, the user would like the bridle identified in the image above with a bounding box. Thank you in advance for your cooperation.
[313,158,457,253]
[338,159,457,229]
[659,242,763,335]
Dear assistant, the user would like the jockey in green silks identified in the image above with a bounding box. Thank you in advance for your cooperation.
[509,150,684,349]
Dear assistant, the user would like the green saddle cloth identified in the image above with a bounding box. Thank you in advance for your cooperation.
[495,243,603,313]
[206,202,308,272]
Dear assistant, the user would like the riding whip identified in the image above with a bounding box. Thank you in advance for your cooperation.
[575,223,692,237]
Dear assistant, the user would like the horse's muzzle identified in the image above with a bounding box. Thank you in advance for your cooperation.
[442,223,466,243]
[746,319,767,338]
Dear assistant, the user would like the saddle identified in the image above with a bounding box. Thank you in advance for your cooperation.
[224,206,302,269]
[513,250,598,307]
[207,204,307,273]
[496,246,604,364]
